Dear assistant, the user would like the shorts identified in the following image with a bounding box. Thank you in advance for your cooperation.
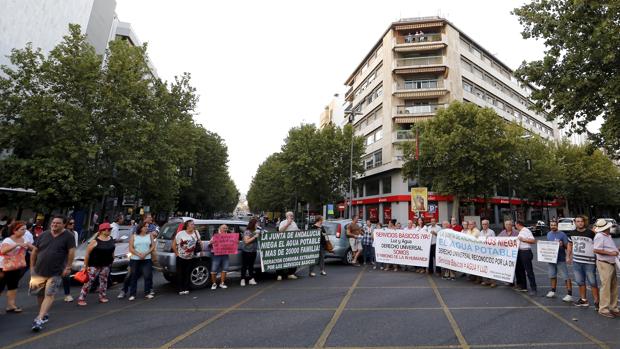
[572,262,598,287]
[547,261,569,280]
[29,275,62,297]
[349,238,362,252]
[0,269,24,292]
[211,255,229,273]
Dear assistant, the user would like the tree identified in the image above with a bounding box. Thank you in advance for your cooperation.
[401,102,517,218]
[247,123,365,213]
[512,0,620,159]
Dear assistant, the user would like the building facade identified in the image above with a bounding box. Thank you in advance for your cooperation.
[319,93,347,129]
[344,17,563,227]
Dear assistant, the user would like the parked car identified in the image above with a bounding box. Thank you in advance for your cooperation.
[602,218,618,236]
[322,219,362,265]
[155,217,262,289]
[557,218,576,232]
[527,220,549,236]
[71,225,133,280]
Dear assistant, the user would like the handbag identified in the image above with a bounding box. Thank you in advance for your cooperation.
[193,232,203,255]
[2,249,26,271]
[73,269,89,284]
[325,238,334,253]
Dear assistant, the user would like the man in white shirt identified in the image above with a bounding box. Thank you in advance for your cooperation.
[110,214,124,241]
[515,221,537,296]
[277,211,299,281]
[479,220,496,287]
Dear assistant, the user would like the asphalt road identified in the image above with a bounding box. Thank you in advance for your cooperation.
[1,239,619,349]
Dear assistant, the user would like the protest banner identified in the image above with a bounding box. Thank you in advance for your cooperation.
[259,229,321,272]
[436,229,519,282]
[373,229,432,267]
[536,240,560,264]
[211,233,239,255]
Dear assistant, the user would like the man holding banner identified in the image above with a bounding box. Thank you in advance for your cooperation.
[543,221,573,302]
[276,211,300,280]
[515,221,537,296]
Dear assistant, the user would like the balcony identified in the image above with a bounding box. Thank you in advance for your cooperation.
[393,56,446,76]
[394,33,446,53]
[395,103,446,116]
[393,80,448,99]
[392,130,414,143]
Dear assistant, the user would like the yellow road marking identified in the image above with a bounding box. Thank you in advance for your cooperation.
[1,300,145,349]
[518,292,609,349]
[428,275,470,349]
[157,283,274,349]
[471,342,598,348]
[313,266,366,348]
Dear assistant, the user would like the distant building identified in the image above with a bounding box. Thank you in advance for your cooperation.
[343,17,563,226]
[319,93,346,129]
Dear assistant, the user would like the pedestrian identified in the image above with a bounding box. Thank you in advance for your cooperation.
[466,220,481,238]
[479,220,496,287]
[77,222,116,306]
[172,219,200,295]
[515,221,537,296]
[427,218,441,276]
[32,216,45,239]
[415,218,428,274]
[591,219,619,318]
[567,215,600,309]
[451,217,463,232]
[128,221,155,301]
[277,211,299,280]
[111,213,124,241]
[440,221,456,280]
[1,221,34,313]
[62,219,79,302]
[545,221,573,302]
[309,215,328,277]
[346,215,363,267]
[241,218,260,286]
[210,224,231,290]
[384,219,398,271]
[361,219,375,267]
[29,215,76,332]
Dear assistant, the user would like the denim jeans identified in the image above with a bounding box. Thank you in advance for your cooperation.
[573,261,598,287]
[129,259,153,297]
[211,255,229,273]
[362,244,374,264]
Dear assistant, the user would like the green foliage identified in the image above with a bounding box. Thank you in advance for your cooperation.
[0,24,238,215]
[512,0,620,159]
[401,101,620,213]
[247,123,364,213]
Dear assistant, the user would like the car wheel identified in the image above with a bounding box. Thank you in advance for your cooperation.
[190,260,210,289]
[163,273,174,283]
[343,248,353,265]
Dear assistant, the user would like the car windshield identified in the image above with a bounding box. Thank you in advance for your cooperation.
[159,222,182,240]
[323,222,338,235]
[558,218,573,223]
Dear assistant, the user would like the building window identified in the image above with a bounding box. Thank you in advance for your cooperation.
[382,177,391,194]
[366,179,380,196]
[463,81,472,92]
[373,150,382,166]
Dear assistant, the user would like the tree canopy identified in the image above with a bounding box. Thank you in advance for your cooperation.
[247,123,364,213]
[0,24,238,216]
[512,0,620,159]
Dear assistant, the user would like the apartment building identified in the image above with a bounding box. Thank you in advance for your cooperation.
[319,94,347,129]
[344,17,563,226]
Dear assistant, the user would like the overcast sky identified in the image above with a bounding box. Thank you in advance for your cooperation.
[115,0,545,196]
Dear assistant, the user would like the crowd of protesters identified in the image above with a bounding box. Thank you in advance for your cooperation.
[0,211,617,334]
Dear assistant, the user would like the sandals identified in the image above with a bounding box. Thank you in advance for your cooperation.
[6,307,23,313]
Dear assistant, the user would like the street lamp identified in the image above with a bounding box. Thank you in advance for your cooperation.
[345,108,362,219]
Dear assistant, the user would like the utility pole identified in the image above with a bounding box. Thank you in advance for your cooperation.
[345,109,362,219]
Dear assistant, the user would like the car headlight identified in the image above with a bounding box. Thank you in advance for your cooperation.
[115,253,130,260]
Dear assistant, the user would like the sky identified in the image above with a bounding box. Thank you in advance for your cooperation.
[115,0,547,196]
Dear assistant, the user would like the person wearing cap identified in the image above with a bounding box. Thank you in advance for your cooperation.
[77,222,115,306]
[592,218,620,318]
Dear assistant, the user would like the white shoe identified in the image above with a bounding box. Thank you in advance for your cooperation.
[117,291,126,299]
[182,290,190,295]
[211,283,217,290]
[309,272,316,277]
[248,278,257,285]
[546,291,556,298]
[128,296,135,301]
[562,295,574,302]
[277,275,282,281]
[287,274,298,280]
[64,295,74,302]
[145,294,154,299]
[219,283,228,289]
[240,279,246,287]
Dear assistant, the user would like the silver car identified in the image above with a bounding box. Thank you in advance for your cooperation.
[71,226,133,279]
[323,219,362,264]
[155,218,262,289]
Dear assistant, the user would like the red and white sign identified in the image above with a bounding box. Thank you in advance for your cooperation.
[211,233,239,256]
[373,229,432,267]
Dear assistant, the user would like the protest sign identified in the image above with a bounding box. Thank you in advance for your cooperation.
[373,229,432,267]
[536,240,560,264]
[436,229,519,282]
[259,229,321,272]
[211,233,239,255]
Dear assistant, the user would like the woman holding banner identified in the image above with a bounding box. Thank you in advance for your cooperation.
[309,216,328,277]
[209,224,231,290]
[241,219,260,286]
